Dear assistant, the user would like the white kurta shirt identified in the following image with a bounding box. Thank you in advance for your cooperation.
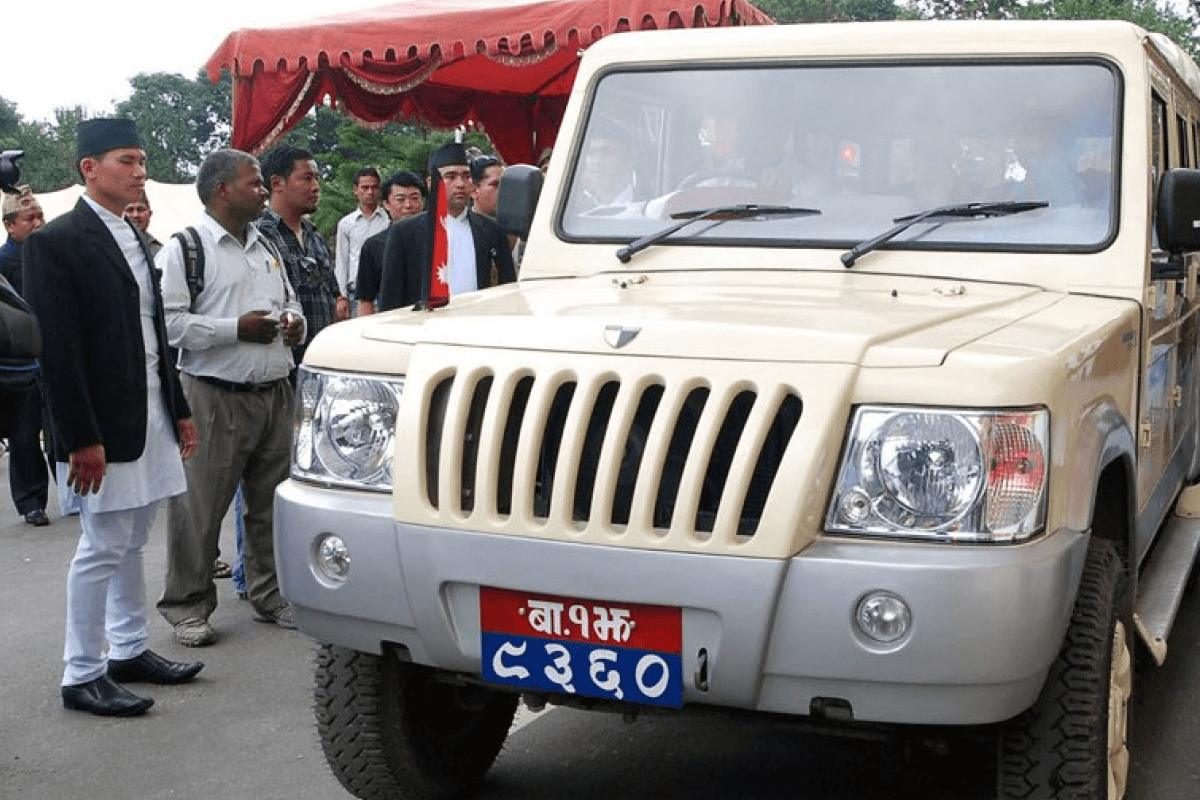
[445,209,478,297]
[59,196,187,513]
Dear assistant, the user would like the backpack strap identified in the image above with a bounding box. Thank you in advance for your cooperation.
[170,226,205,309]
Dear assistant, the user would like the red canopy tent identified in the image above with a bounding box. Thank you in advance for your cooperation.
[205,0,773,164]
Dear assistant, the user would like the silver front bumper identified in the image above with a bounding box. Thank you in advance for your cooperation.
[275,478,1088,725]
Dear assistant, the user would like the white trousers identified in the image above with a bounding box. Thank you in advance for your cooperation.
[61,501,160,686]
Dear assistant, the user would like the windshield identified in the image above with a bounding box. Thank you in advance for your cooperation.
[560,61,1119,253]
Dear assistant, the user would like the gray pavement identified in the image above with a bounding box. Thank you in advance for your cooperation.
[0,451,353,800]
[4,443,1200,799]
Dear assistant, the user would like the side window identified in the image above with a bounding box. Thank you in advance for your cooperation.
[1152,91,1169,182]
[1152,92,1169,250]
[1176,113,1190,167]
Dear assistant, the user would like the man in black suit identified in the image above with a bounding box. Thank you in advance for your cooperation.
[378,142,516,311]
[23,119,204,717]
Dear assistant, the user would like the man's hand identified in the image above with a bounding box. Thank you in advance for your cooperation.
[335,295,350,322]
[237,310,280,344]
[68,445,107,496]
[177,418,199,461]
[282,312,304,347]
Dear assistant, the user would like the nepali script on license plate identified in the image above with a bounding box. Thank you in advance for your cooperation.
[480,587,684,708]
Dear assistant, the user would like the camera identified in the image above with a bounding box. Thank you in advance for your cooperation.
[1,150,25,194]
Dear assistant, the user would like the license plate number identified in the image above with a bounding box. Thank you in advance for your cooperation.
[479,587,684,708]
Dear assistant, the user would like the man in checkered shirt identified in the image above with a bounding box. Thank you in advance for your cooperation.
[257,145,348,367]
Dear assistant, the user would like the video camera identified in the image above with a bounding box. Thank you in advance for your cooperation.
[1,150,25,194]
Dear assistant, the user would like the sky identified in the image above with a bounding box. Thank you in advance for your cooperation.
[5,0,390,123]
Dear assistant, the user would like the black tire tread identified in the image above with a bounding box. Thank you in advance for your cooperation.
[997,540,1126,800]
[314,644,516,800]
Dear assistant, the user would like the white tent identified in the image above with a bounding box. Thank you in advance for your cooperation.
[35,180,203,246]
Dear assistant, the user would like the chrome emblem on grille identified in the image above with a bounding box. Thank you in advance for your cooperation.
[604,325,641,349]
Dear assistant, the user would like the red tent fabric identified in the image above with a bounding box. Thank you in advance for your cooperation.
[205,0,773,164]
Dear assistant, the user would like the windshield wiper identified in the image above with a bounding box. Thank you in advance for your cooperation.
[839,200,1049,268]
[616,204,820,264]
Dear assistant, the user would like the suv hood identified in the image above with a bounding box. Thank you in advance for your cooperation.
[359,271,1058,368]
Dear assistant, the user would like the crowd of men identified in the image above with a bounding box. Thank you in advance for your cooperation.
[0,119,520,717]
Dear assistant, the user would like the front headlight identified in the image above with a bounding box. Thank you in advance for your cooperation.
[292,366,405,492]
[825,406,1048,543]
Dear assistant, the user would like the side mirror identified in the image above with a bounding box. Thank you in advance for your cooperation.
[1156,168,1200,253]
[497,164,543,239]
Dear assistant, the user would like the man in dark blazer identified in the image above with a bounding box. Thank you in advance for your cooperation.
[23,118,203,717]
[378,142,516,311]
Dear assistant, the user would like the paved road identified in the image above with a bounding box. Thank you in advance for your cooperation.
[2,450,1198,799]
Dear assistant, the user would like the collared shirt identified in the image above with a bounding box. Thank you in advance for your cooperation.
[257,208,338,358]
[159,212,304,384]
[335,206,388,296]
[446,208,478,297]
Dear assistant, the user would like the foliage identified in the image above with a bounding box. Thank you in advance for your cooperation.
[756,0,912,21]
[12,107,90,192]
[915,0,1200,60]
[115,70,232,182]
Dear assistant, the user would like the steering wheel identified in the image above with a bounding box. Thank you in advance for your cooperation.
[677,169,760,189]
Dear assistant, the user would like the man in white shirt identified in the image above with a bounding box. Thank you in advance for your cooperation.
[155,149,306,648]
[23,118,203,717]
[334,167,388,313]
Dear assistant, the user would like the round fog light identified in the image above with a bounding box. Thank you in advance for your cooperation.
[854,591,911,644]
[314,534,351,582]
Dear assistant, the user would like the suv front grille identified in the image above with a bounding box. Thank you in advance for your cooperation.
[420,361,802,545]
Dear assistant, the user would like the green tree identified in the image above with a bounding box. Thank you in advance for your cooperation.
[0,96,20,146]
[115,70,232,182]
[14,106,89,192]
[756,0,911,22]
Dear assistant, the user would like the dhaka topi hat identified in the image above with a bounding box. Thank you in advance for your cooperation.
[2,185,37,219]
[76,118,143,163]
[429,142,469,172]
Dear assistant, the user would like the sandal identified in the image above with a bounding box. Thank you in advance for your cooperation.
[213,559,232,579]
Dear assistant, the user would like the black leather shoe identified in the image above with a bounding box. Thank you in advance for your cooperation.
[107,649,204,685]
[62,675,153,717]
[23,510,49,526]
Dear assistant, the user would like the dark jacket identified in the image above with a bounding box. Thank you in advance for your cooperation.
[355,226,389,308]
[0,237,23,294]
[22,198,189,463]
[378,210,516,312]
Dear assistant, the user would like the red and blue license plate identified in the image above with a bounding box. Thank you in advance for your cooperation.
[480,586,684,708]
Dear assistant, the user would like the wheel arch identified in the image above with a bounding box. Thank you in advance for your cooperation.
[1064,399,1137,569]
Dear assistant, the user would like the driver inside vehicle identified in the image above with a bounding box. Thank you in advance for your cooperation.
[571,115,640,212]
[684,112,792,202]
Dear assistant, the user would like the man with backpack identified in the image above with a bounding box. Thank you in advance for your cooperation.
[155,149,305,648]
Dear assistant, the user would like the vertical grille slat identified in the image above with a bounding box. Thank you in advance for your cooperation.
[424,377,454,509]
[609,385,664,528]
[420,359,801,545]
[738,393,803,537]
[494,375,533,518]
[459,376,493,514]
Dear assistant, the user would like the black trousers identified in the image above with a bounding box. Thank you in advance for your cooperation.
[7,384,49,516]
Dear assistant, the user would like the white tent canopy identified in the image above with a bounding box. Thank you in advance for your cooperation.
[35,180,203,246]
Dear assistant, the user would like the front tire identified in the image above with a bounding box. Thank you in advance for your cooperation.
[315,644,518,800]
[996,539,1131,799]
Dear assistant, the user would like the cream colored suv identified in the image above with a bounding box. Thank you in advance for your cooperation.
[277,20,1200,800]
